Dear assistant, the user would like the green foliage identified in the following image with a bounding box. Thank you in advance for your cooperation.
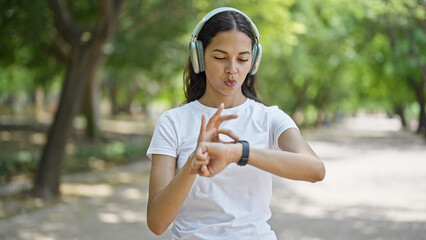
[101,0,199,107]
[1,0,424,126]
[0,0,62,100]
[257,0,425,125]
[259,0,353,120]
[348,0,425,120]
[65,0,99,26]
[0,151,38,182]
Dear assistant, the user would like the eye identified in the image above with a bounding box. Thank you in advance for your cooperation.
[238,59,249,62]
[214,57,226,60]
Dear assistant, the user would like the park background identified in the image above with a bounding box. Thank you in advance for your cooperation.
[0,0,425,239]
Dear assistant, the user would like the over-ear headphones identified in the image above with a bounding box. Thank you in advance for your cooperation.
[189,7,262,75]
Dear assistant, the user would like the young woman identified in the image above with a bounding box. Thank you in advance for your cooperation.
[147,7,325,239]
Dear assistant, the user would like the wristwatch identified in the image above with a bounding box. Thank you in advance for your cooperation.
[237,140,249,166]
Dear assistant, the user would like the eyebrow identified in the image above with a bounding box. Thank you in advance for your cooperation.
[212,49,251,55]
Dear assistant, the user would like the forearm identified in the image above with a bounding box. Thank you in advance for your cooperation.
[147,159,196,235]
[247,147,325,182]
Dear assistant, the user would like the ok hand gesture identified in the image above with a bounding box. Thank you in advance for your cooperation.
[189,103,239,175]
[197,103,239,143]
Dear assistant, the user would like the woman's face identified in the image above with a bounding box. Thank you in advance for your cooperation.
[203,30,252,99]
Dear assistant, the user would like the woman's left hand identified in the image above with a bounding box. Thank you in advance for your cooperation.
[193,142,240,177]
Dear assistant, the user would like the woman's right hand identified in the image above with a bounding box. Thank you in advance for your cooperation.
[198,103,239,143]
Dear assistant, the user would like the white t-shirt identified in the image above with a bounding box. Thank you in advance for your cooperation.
[147,98,298,240]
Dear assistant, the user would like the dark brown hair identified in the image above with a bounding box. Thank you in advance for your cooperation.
[184,11,263,104]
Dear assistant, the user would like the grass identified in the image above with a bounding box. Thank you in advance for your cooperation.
[0,132,150,183]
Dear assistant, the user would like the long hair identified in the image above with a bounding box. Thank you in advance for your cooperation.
[184,11,263,104]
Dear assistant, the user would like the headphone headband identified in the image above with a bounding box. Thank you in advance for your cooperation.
[191,7,260,43]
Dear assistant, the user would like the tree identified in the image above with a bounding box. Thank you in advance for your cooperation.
[382,0,426,134]
[263,0,425,130]
[32,0,125,199]
[258,0,360,125]
[353,0,426,134]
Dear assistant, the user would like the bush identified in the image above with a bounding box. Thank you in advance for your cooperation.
[0,151,38,182]
[0,139,149,183]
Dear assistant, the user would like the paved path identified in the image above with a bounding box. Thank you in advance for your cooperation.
[0,118,425,239]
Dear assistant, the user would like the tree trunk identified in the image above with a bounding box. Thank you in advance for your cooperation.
[32,45,102,199]
[34,87,45,122]
[410,79,426,135]
[83,67,102,141]
[315,109,325,127]
[416,94,426,134]
[110,85,119,116]
[394,104,407,129]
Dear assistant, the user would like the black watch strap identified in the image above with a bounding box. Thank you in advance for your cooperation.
[237,140,249,166]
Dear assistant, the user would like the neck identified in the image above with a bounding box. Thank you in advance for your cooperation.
[198,94,247,108]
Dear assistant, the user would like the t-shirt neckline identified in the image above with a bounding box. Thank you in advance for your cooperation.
[193,98,251,114]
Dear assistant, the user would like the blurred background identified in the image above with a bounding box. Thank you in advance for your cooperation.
[0,0,425,239]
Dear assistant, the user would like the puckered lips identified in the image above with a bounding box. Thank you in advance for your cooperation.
[225,79,236,87]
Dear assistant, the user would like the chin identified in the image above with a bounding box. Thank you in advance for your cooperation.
[219,88,241,96]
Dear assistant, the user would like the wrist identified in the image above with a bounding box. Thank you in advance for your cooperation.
[184,152,197,175]
[232,142,243,163]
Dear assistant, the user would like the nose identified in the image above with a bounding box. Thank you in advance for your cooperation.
[225,59,237,74]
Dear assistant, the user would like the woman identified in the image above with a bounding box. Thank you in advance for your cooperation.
[147,7,325,239]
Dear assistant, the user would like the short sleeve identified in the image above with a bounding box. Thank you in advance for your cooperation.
[270,106,299,149]
[146,111,178,160]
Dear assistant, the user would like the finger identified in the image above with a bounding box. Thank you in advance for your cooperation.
[197,114,206,143]
[215,114,238,129]
[191,160,208,174]
[218,114,238,123]
[199,165,208,175]
[195,150,208,161]
[207,103,224,127]
[190,154,209,173]
[218,128,240,142]
[198,165,212,177]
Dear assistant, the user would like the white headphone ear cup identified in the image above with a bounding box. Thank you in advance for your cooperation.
[250,44,258,74]
[189,41,200,74]
[195,40,205,72]
[250,43,262,75]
